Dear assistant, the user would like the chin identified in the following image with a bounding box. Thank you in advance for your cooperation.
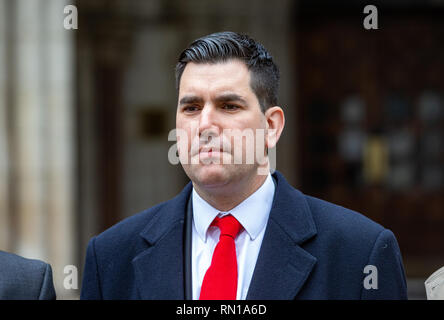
[193,165,231,187]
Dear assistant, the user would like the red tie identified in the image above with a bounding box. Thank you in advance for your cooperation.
[199,215,243,300]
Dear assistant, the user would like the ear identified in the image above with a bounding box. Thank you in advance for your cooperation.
[264,106,285,149]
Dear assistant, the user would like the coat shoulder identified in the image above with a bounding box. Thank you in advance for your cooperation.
[0,251,48,276]
[92,200,168,251]
[0,251,55,300]
[304,194,386,242]
[93,182,192,249]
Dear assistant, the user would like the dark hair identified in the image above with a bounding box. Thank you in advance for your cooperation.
[175,31,280,112]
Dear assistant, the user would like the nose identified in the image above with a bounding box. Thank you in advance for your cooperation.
[199,104,219,137]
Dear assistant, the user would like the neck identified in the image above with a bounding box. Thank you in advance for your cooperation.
[193,169,269,212]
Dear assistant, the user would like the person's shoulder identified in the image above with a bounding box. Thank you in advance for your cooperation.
[0,251,51,296]
[94,180,192,240]
[304,194,385,240]
[0,251,55,299]
[273,171,385,239]
[92,200,170,247]
[273,171,387,242]
[96,180,192,238]
[0,250,49,275]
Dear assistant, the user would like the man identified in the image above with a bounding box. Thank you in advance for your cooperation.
[81,31,407,299]
[0,251,56,299]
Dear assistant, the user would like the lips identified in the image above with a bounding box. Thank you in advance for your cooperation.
[199,147,223,159]
[195,141,224,155]
[199,147,221,153]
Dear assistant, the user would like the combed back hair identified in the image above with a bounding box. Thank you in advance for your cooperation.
[175,31,280,112]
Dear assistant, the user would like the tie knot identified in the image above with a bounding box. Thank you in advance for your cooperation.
[211,215,242,239]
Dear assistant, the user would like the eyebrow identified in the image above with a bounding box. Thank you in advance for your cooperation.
[179,95,204,106]
[215,93,247,105]
[179,93,247,106]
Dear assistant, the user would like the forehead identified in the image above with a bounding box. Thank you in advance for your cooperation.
[179,59,253,97]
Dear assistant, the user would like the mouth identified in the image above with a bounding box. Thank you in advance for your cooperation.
[199,147,222,156]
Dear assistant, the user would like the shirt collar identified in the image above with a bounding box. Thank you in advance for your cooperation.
[192,173,275,242]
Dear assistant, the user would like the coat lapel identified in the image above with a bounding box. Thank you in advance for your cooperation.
[132,183,192,300]
[246,171,318,300]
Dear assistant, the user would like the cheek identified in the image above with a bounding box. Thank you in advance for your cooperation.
[176,119,200,150]
[175,123,189,154]
[176,134,188,154]
[176,129,194,165]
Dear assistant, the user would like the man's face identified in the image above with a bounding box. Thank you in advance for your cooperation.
[176,59,268,189]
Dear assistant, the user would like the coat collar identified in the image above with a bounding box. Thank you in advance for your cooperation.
[246,171,318,299]
[132,171,318,300]
[132,183,192,299]
[267,170,317,245]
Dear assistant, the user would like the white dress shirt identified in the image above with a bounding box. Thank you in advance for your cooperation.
[191,173,275,300]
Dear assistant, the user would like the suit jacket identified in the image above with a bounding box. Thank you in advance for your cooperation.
[80,171,407,299]
[0,251,56,300]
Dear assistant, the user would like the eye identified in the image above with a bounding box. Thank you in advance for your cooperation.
[222,104,240,111]
[183,105,200,113]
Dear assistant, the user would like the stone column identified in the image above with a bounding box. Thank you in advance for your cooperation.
[9,0,75,298]
[42,0,76,299]
[0,0,10,250]
[13,0,47,260]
